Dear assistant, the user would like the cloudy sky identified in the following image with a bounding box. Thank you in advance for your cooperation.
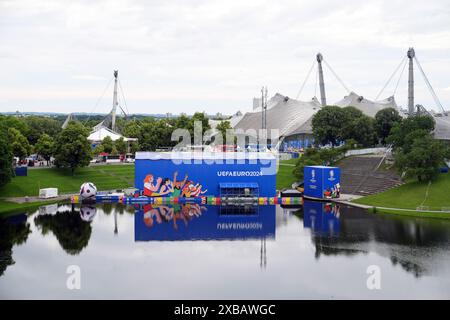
[1,0,450,115]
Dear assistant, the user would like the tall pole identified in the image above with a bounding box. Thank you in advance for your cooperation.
[407,48,415,116]
[112,70,119,131]
[261,87,265,129]
[264,87,268,130]
[316,53,327,106]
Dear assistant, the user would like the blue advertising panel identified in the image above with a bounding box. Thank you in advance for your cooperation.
[134,204,276,241]
[303,200,340,235]
[304,165,340,199]
[134,152,277,197]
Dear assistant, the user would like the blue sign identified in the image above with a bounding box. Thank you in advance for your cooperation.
[134,204,276,241]
[304,165,341,199]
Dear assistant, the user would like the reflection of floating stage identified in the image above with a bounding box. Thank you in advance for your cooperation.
[71,195,303,206]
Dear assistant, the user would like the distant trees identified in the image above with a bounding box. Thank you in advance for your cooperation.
[312,106,376,147]
[101,136,114,154]
[34,134,55,165]
[23,116,61,145]
[115,137,127,155]
[53,122,92,175]
[375,108,403,144]
[8,128,32,160]
[0,130,14,187]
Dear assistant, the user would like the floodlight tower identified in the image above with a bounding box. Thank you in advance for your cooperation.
[112,70,119,131]
[317,53,327,106]
[407,48,415,115]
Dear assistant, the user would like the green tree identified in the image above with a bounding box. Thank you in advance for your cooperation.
[0,130,14,187]
[311,106,346,146]
[8,128,32,160]
[92,144,104,155]
[53,122,92,175]
[101,136,114,154]
[115,137,127,154]
[375,108,403,144]
[122,120,141,138]
[138,119,173,151]
[387,115,435,150]
[34,134,54,165]
[395,134,447,182]
[293,146,347,180]
[23,116,61,145]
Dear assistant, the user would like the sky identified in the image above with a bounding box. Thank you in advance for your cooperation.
[1,0,450,115]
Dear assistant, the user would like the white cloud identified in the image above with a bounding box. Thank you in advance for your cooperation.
[0,0,450,114]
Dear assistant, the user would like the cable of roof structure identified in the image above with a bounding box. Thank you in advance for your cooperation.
[322,59,351,93]
[375,56,406,100]
[295,60,316,100]
[393,58,408,96]
[414,56,445,114]
[84,75,114,125]
[118,78,130,116]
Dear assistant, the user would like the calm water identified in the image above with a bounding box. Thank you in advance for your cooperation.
[0,201,449,299]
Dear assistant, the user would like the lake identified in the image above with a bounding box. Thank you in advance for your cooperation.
[1,201,449,299]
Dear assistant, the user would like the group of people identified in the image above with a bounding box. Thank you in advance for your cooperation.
[323,183,341,199]
[143,171,208,197]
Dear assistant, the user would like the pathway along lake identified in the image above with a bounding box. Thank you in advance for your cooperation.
[0,201,449,299]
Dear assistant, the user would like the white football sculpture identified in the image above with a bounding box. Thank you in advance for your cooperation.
[79,182,97,199]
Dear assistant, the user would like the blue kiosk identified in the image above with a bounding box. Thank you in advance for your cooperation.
[303,165,341,199]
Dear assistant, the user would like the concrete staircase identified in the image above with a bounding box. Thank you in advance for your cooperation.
[339,156,402,196]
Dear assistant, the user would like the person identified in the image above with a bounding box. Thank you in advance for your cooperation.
[159,178,174,196]
[172,171,188,197]
[143,174,162,196]
[190,184,208,197]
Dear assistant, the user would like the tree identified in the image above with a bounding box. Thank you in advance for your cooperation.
[34,134,54,165]
[101,136,114,154]
[311,106,346,146]
[53,122,92,175]
[0,130,14,187]
[23,116,61,145]
[115,137,127,155]
[387,115,435,150]
[375,108,403,144]
[138,119,173,151]
[8,128,32,160]
[122,120,141,138]
[395,134,447,182]
[216,120,233,144]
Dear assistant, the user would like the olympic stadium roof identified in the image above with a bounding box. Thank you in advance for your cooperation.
[232,93,321,139]
[334,92,398,117]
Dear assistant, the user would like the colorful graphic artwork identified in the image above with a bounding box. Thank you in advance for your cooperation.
[143,171,208,198]
[323,183,341,199]
[142,203,207,229]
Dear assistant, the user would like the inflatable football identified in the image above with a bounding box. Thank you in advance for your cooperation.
[80,206,97,222]
[79,182,97,199]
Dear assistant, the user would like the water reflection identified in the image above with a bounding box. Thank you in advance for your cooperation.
[0,200,449,298]
[134,204,276,241]
[0,214,31,277]
[34,209,92,255]
[299,200,450,277]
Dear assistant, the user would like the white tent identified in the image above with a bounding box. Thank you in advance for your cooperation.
[88,126,137,143]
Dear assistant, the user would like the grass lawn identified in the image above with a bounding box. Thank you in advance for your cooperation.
[353,173,450,211]
[0,164,134,198]
[277,159,299,190]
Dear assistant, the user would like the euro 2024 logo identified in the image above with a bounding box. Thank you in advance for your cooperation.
[310,169,316,183]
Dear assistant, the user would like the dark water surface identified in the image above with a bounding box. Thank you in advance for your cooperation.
[0,201,449,299]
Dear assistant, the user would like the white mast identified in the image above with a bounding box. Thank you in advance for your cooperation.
[112,70,118,131]
[317,53,327,106]
[407,48,415,115]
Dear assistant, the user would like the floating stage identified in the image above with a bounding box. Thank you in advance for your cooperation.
[70,194,303,206]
